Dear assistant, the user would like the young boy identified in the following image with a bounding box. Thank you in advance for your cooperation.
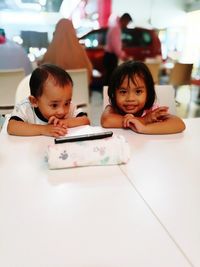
[7,64,90,137]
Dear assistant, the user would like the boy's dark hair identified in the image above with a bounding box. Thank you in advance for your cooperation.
[108,60,156,114]
[120,13,132,23]
[29,63,73,98]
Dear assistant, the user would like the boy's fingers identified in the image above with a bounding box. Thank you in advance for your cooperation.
[48,116,56,124]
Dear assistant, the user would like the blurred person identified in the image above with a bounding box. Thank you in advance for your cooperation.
[0,28,32,76]
[38,18,93,84]
[103,13,133,85]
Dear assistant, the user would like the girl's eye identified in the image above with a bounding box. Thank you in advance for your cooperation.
[119,90,127,95]
[136,89,143,95]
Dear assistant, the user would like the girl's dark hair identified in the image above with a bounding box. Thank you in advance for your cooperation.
[29,63,73,97]
[108,60,156,113]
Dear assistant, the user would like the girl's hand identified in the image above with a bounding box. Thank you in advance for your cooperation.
[123,115,146,133]
[126,117,146,133]
[123,114,135,128]
[42,124,67,137]
[143,106,169,124]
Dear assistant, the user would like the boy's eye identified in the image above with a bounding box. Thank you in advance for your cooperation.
[51,103,58,108]
[65,101,70,106]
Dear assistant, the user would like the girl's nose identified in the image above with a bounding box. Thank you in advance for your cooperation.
[126,92,135,101]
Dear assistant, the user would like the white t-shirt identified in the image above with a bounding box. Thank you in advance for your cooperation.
[10,98,82,124]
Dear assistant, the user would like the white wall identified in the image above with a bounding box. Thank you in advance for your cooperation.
[112,0,186,29]
[181,10,200,65]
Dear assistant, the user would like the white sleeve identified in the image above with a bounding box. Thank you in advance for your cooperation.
[10,99,34,123]
[66,103,85,118]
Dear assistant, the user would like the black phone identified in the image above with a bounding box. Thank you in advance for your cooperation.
[54,131,113,144]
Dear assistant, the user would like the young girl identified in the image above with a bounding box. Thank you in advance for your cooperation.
[7,64,90,137]
[101,61,185,134]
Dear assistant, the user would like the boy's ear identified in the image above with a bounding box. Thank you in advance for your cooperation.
[29,95,38,107]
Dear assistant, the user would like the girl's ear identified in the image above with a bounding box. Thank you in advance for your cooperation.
[29,95,38,107]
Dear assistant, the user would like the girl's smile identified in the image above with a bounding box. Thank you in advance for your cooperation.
[123,104,139,112]
[115,75,147,115]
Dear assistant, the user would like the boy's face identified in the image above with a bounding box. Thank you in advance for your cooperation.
[30,79,72,121]
[115,75,147,116]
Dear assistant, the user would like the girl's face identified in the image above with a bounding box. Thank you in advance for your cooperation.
[30,79,72,120]
[115,75,147,116]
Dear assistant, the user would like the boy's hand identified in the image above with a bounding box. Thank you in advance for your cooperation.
[42,124,67,137]
[48,116,68,128]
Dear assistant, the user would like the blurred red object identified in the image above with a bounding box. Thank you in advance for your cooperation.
[0,35,6,44]
[191,79,200,86]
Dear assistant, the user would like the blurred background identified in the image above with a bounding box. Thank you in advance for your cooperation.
[1,0,200,72]
[1,0,200,123]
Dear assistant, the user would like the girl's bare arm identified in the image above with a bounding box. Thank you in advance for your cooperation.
[101,105,124,128]
[101,105,185,134]
[127,115,186,134]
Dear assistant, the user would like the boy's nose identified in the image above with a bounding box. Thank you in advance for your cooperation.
[57,106,67,116]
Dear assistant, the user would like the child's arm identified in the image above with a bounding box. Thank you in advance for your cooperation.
[142,106,170,124]
[64,116,90,128]
[7,119,67,137]
[101,105,185,134]
[126,115,186,134]
[101,105,125,128]
[49,115,90,128]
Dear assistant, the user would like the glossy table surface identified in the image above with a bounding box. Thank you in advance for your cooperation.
[0,118,199,267]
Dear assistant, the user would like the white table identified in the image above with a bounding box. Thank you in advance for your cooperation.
[119,117,200,267]
[0,118,199,267]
